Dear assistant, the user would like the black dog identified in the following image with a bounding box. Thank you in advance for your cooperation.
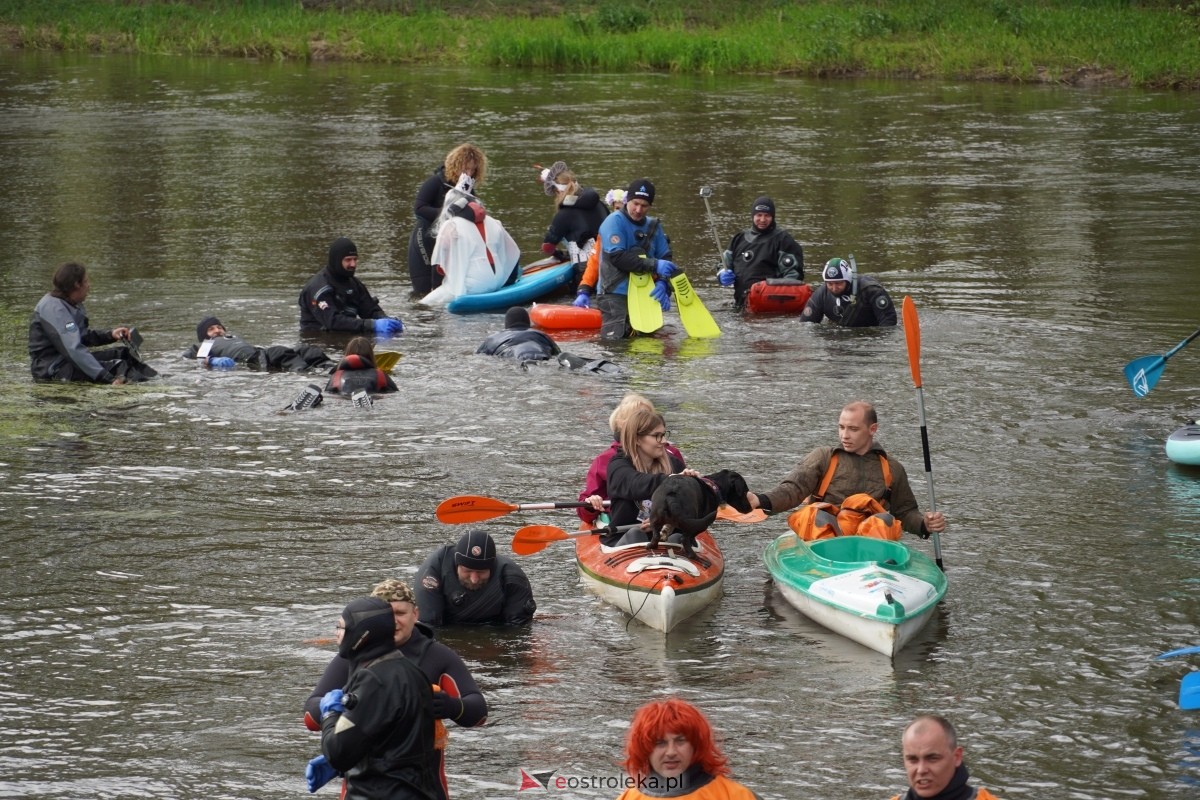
[646,469,753,558]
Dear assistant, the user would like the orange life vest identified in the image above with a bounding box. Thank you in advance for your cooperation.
[787,452,903,541]
[617,774,759,800]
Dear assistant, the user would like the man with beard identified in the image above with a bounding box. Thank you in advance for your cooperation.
[414,530,536,627]
[889,715,1002,800]
[299,237,404,337]
[800,257,897,327]
[306,596,438,799]
[716,196,805,309]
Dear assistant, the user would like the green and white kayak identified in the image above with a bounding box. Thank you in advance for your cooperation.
[1166,421,1200,466]
[763,534,947,658]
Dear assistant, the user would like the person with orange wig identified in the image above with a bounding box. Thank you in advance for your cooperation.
[617,698,760,800]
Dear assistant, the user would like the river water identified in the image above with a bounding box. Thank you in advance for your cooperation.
[1,51,1199,799]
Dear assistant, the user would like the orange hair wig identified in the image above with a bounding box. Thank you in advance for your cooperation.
[622,698,730,778]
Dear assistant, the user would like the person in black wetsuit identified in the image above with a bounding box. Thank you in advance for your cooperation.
[183,316,334,372]
[716,196,806,309]
[325,336,399,395]
[304,580,487,800]
[415,530,536,627]
[536,160,610,289]
[307,596,439,799]
[298,237,404,337]
[476,307,561,364]
[29,262,157,384]
[800,257,897,327]
[408,143,488,296]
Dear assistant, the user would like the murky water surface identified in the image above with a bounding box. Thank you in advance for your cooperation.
[1,52,1199,799]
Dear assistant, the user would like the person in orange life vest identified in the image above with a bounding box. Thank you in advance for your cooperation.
[572,188,626,309]
[409,143,488,296]
[615,697,760,800]
[304,580,487,800]
[890,715,1002,800]
[325,336,398,395]
[745,400,946,538]
[578,392,685,525]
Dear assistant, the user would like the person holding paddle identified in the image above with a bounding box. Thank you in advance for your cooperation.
[29,262,157,385]
[415,530,536,627]
[616,697,761,800]
[596,178,680,340]
[746,401,945,539]
[716,196,806,309]
[605,407,700,543]
[183,315,335,372]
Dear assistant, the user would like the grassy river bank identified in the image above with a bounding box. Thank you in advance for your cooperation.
[1,0,1199,89]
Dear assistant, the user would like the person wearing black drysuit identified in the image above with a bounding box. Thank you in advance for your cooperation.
[408,143,489,295]
[476,307,561,364]
[800,257,898,327]
[28,261,157,384]
[414,530,537,627]
[182,316,334,372]
[717,196,806,309]
[298,237,404,336]
[307,596,439,800]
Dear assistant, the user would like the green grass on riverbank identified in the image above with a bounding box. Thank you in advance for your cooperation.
[2,0,1199,88]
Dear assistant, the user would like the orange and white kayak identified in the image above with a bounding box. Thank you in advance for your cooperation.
[575,531,724,632]
[530,303,601,331]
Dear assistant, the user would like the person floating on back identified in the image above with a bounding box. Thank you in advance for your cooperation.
[183,316,334,372]
[29,262,157,385]
[476,306,561,365]
[325,336,398,396]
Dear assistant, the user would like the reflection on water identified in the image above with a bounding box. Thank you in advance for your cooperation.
[2,52,1200,798]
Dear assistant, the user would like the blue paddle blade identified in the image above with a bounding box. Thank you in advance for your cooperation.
[1180,672,1200,710]
[1157,645,1200,660]
[1124,355,1165,397]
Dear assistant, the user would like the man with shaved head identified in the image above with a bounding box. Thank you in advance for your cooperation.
[889,715,1001,799]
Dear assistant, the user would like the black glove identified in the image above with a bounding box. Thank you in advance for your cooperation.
[431,690,464,720]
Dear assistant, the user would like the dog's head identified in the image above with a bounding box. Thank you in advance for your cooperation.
[706,469,753,513]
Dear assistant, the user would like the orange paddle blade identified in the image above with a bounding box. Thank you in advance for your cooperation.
[902,295,922,389]
[716,505,767,523]
[511,525,571,556]
[435,495,518,524]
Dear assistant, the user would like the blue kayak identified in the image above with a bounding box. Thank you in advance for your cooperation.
[447,261,575,315]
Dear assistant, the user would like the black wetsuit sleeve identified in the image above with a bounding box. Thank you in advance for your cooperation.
[414,173,447,224]
[499,561,536,625]
[414,549,447,626]
[425,642,488,727]
[305,654,350,728]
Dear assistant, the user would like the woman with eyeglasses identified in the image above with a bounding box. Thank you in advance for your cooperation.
[605,407,698,537]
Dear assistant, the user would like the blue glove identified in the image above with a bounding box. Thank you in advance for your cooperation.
[655,259,679,279]
[431,690,464,721]
[572,291,591,309]
[717,269,736,288]
[209,356,236,369]
[650,280,671,312]
[306,755,337,793]
[373,317,404,337]
[319,689,345,719]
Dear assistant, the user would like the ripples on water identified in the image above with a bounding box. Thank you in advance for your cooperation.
[1,54,1199,798]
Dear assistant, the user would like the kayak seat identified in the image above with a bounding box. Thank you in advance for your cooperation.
[626,556,701,577]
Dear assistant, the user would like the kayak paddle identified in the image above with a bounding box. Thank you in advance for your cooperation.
[1157,645,1200,660]
[1123,326,1200,397]
[436,495,609,524]
[669,273,721,339]
[1181,671,1200,710]
[902,296,944,572]
[627,272,664,334]
[511,524,601,555]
